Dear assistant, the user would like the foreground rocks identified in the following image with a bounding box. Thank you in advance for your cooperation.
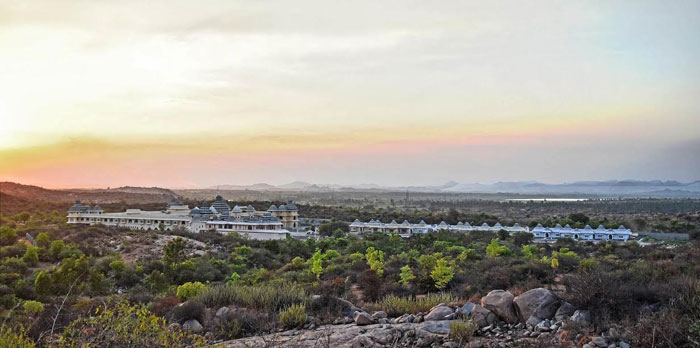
[221,321,452,348]
[209,288,632,348]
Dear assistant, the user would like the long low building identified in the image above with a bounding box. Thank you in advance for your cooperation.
[349,219,635,241]
[531,223,635,241]
[66,196,299,240]
[349,219,528,236]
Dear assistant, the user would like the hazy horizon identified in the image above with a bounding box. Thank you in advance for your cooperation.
[1,0,699,188]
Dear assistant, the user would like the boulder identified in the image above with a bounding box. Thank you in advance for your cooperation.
[353,311,374,326]
[470,305,496,328]
[216,306,230,318]
[480,290,518,323]
[525,315,541,330]
[513,288,559,321]
[569,310,591,326]
[182,319,203,332]
[554,302,575,322]
[424,305,454,321]
[371,311,388,320]
[459,302,476,317]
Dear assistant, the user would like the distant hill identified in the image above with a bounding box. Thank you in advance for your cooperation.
[196,179,700,198]
[0,182,180,204]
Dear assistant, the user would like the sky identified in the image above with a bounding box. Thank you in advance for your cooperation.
[0,0,698,188]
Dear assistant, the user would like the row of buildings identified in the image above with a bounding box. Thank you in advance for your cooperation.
[349,219,635,241]
[67,197,635,241]
[66,196,300,240]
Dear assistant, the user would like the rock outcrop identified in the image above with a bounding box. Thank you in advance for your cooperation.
[513,288,560,321]
[424,305,455,321]
[221,321,452,348]
[480,290,518,323]
[470,305,496,328]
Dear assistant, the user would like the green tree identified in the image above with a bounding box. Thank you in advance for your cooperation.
[399,265,416,286]
[310,249,323,279]
[163,238,186,266]
[521,245,539,260]
[145,270,169,293]
[176,281,206,300]
[365,247,385,277]
[22,246,39,266]
[49,240,65,260]
[431,258,454,290]
[486,238,511,257]
[35,232,51,249]
[34,270,53,298]
[0,226,17,246]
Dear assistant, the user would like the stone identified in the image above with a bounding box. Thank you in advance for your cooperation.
[513,288,560,321]
[182,319,203,332]
[619,342,630,348]
[459,302,476,317]
[470,305,496,328]
[583,345,593,348]
[481,290,518,323]
[554,302,576,322]
[425,305,454,321]
[591,336,608,347]
[570,310,591,326]
[167,322,181,331]
[372,311,388,319]
[535,321,551,332]
[216,306,230,317]
[353,311,374,326]
[525,316,541,329]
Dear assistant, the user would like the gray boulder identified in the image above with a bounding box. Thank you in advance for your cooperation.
[470,305,496,328]
[216,306,230,317]
[525,315,541,330]
[481,290,518,323]
[182,319,203,332]
[424,305,454,321]
[371,311,388,319]
[353,311,374,325]
[513,288,559,321]
[459,302,476,317]
[554,302,575,322]
[570,310,591,326]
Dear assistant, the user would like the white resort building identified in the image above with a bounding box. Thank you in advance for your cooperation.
[349,220,635,241]
[531,223,634,241]
[66,196,301,240]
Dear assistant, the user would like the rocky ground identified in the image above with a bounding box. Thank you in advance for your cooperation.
[203,288,631,348]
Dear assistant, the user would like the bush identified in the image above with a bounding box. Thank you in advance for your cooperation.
[367,293,459,317]
[449,319,477,344]
[195,282,307,311]
[0,328,35,348]
[151,296,180,317]
[57,303,205,347]
[171,300,205,324]
[176,281,206,301]
[279,303,307,328]
[23,300,44,314]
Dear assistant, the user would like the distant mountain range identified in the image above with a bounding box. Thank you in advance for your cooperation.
[206,180,700,198]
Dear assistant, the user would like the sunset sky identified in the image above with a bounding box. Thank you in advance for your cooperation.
[1,0,698,188]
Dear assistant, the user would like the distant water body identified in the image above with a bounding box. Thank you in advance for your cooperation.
[505,198,588,202]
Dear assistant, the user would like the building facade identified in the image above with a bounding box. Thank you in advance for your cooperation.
[66,196,296,240]
[349,219,635,241]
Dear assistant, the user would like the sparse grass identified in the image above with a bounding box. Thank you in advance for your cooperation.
[195,282,308,311]
[449,318,477,344]
[366,293,458,317]
[279,303,307,328]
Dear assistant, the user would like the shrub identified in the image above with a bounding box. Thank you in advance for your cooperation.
[279,303,307,328]
[57,303,205,347]
[449,319,477,344]
[214,309,273,339]
[0,328,35,348]
[176,281,206,301]
[22,246,39,266]
[171,300,205,324]
[195,282,307,311]
[367,293,459,317]
[23,300,44,314]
